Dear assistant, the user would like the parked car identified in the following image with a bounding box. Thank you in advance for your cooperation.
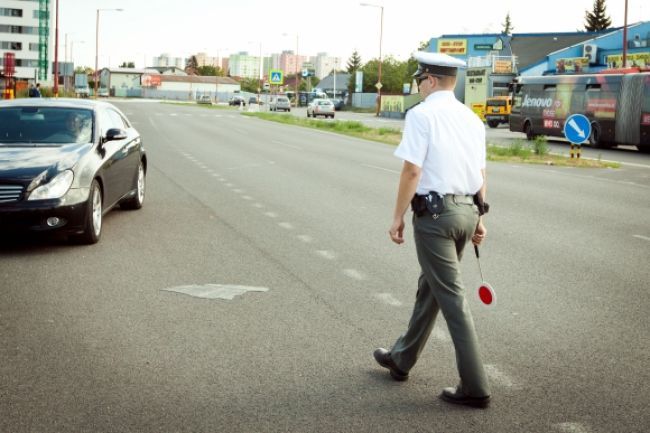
[332,98,344,111]
[0,98,147,244]
[229,95,246,106]
[248,96,260,105]
[307,99,335,118]
[269,96,291,112]
[196,95,212,105]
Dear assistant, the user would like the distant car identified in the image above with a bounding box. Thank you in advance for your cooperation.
[332,98,344,111]
[269,96,291,112]
[196,95,212,105]
[249,96,260,105]
[307,99,335,118]
[0,98,147,244]
[229,96,246,106]
[97,88,109,97]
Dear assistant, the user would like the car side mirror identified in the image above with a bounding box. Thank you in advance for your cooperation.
[104,128,127,142]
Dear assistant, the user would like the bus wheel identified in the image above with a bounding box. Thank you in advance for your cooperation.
[637,146,650,154]
[524,121,534,140]
[588,123,610,148]
[487,120,499,128]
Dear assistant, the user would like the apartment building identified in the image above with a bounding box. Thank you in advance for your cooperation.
[0,0,54,83]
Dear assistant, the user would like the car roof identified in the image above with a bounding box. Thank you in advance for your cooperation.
[0,97,113,111]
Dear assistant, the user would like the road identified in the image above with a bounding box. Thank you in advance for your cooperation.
[1,101,649,433]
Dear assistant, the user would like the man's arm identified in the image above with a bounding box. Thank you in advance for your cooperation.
[389,161,421,244]
[472,169,487,245]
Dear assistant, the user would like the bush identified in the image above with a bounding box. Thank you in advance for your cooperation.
[531,136,549,156]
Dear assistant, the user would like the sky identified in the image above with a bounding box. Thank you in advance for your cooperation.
[56,0,649,69]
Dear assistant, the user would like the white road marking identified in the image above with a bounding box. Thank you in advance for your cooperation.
[343,269,367,280]
[233,188,244,193]
[315,250,336,260]
[225,183,234,187]
[633,234,650,242]
[162,284,269,300]
[297,235,313,243]
[241,195,253,200]
[264,211,278,218]
[554,422,591,433]
[375,293,402,307]
[170,113,178,116]
[252,203,264,208]
[484,364,521,390]
[278,222,294,230]
[211,173,220,177]
[362,164,400,174]
[272,140,302,150]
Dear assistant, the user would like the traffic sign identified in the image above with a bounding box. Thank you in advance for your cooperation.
[375,82,383,90]
[269,69,283,85]
[563,114,591,144]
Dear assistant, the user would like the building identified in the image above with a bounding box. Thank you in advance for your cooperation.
[278,50,306,78]
[310,52,341,79]
[0,0,54,87]
[228,51,261,79]
[152,53,184,69]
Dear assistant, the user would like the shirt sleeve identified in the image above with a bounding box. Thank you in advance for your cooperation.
[393,109,428,167]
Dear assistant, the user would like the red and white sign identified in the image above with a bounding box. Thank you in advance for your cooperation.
[477,282,496,307]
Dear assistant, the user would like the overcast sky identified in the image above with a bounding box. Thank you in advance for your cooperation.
[57,0,648,69]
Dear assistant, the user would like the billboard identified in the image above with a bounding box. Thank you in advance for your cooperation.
[438,39,467,55]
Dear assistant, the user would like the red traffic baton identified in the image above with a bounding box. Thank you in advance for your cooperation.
[474,245,496,307]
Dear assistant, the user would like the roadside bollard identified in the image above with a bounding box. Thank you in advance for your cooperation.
[570,144,581,159]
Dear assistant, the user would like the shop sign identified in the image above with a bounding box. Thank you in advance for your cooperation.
[438,39,467,55]
[474,44,493,51]
[556,57,589,73]
[605,52,649,68]
[493,60,513,74]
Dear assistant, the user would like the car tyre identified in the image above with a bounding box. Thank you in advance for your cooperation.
[487,120,499,128]
[74,179,102,244]
[121,161,146,210]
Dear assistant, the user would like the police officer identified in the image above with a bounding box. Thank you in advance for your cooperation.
[373,52,490,408]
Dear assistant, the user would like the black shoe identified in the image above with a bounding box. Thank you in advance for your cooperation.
[373,348,409,381]
[440,386,490,408]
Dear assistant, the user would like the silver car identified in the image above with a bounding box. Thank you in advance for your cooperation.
[307,99,335,119]
[270,96,291,112]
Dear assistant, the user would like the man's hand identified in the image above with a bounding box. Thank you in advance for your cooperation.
[389,217,405,244]
[472,220,487,246]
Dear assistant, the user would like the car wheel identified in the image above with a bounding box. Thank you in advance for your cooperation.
[121,161,146,210]
[487,120,499,128]
[524,121,535,141]
[74,179,102,244]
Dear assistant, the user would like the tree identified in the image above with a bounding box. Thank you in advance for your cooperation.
[119,61,135,68]
[360,56,412,94]
[501,12,514,35]
[239,77,260,93]
[346,50,362,97]
[185,55,199,75]
[584,0,612,32]
[197,65,225,76]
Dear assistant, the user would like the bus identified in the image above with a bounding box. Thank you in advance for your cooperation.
[509,72,650,152]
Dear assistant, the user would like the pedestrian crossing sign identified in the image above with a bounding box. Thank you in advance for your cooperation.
[269,69,284,85]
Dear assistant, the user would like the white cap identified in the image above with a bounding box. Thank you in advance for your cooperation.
[412,51,466,77]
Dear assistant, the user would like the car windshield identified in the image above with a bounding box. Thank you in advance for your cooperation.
[0,107,93,145]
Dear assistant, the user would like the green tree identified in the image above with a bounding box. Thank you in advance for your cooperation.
[346,50,362,97]
[584,0,611,31]
[239,77,260,93]
[197,65,225,76]
[501,12,514,35]
[119,61,135,68]
[361,56,414,94]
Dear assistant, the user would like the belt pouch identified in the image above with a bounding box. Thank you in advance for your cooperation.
[425,192,445,217]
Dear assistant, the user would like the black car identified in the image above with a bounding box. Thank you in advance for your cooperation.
[0,98,146,244]
[228,96,246,106]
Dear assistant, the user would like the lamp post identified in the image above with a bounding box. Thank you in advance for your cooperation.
[622,0,629,67]
[94,8,123,98]
[53,0,59,97]
[360,2,383,116]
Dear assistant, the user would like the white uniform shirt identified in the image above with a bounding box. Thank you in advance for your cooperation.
[394,90,486,195]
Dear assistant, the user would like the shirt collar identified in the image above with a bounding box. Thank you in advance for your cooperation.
[424,90,455,103]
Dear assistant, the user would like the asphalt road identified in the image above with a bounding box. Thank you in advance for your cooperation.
[1,101,649,433]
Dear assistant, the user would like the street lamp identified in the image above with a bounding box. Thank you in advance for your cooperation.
[360,2,383,116]
[95,8,123,98]
[282,33,300,107]
[622,0,629,67]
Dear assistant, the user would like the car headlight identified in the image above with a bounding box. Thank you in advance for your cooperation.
[27,170,74,200]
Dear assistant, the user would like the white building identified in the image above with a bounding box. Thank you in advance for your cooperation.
[310,52,341,79]
[0,0,54,83]
[228,51,261,79]
[152,53,184,69]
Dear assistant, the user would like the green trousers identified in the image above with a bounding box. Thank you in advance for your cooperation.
[391,196,490,398]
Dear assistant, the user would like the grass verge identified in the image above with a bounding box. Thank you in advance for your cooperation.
[243,112,619,169]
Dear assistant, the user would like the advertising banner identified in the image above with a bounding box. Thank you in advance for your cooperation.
[438,39,467,55]
[141,74,161,87]
[555,57,589,73]
[355,71,363,93]
[605,52,649,68]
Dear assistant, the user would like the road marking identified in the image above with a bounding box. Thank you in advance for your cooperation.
[162,284,269,300]
[278,222,293,230]
[264,211,278,218]
[225,183,234,187]
[251,203,264,208]
[343,269,367,280]
[170,113,178,116]
[362,164,400,174]
[375,293,402,307]
[633,234,650,242]
[241,195,253,200]
[484,364,521,390]
[554,422,591,433]
[272,140,302,150]
[233,188,244,193]
[315,250,336,260]
[297,235,313,243]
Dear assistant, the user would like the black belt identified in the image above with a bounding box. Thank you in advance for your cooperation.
[411,193,475,217]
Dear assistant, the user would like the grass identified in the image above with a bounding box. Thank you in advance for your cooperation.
[241,112,618,169]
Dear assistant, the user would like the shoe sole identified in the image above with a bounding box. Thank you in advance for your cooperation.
[440,393,490,408]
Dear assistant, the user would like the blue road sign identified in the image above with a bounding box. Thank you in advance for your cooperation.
[269,69,283,85]
[563,114,592,144]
